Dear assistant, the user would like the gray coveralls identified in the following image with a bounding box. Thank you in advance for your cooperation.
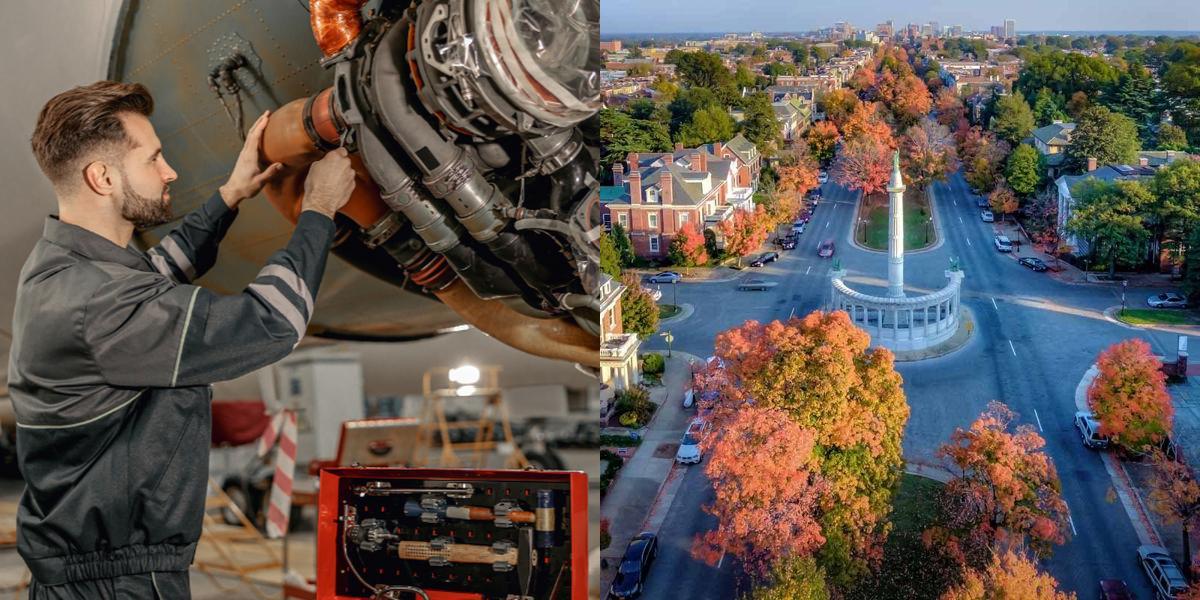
[7,192,335,598]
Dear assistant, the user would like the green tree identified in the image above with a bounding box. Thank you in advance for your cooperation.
[1006,144,1045,197]
[626,63,653,78]
[735,63,758,90]
[1032,87,1066,127]
[600,231,621,278]
[668,87,723,138]
[1066,106,1140,172]
[1150,159,1200,267]
[1158,124,1190,151]
[746,556,830,600]
[609,223,636,268]
[600,108,671,180]
[991,91,1036,146]
[669,50,734,90]
[1067,179,1153,276]
[678,105,737,148]
[739,92,784,156]
[619,274,659,338]
[1108,63,1160,143]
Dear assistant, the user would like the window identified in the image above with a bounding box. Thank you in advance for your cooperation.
[602,213,612,229]
[618,213,629,228]
[679,213,689,227]
[649,236,660,252]
[645,188,658,203]
[648,214,658,229]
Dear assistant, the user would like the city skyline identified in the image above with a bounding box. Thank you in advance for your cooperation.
[601,0,1200,34]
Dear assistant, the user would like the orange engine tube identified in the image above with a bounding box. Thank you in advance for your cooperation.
[260,92,388,229]
[434,280,600,368]
[258,90,601,367]
[311,0,366,57]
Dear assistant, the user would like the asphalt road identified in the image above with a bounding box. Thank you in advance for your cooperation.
[637,172,1181,599]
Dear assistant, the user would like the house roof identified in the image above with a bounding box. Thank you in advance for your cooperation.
[1138,150,1196,168]
[1032,122,1076,147]
[1058,165,1153,195]
[725,134,758,164]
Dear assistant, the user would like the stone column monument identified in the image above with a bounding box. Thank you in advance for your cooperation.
[886,150,906,298]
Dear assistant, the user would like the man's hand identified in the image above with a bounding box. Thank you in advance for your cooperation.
[218,111,284,209]
[302,148,355,219]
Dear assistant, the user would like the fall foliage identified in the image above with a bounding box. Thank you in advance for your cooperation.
[889,74,934,128]
[935,88,967,128]
[928,401,1069,568]
[701,311,909,587]
[902,118,959,190]
[988,185,1019,221]
[668,221,708,269]
[806,121,841,165]
[777,143,821,200]
[1088,338,1173,453]
[940,548,1076,600]
[619,273,659,338]
[841,101,895,146]
[958,126,1012,194]
[1147,450,1200,572]
[832,136,894,196]
[746,555,830,600]
[720,207,769,266]
[692,407,826,577]
[820,88,860,130]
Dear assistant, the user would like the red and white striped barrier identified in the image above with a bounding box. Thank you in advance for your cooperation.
[257,410,298,539]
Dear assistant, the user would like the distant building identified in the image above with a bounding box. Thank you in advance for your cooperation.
[1004,19,1016,39]
[876,21,894,39]
[950,25,964,37]
[930,21,941,37]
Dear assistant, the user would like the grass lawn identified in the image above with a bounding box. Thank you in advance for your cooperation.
[857,191,935,251]
[1117,308,1200,326]
[659,304,681,320]
[847,474,954,600]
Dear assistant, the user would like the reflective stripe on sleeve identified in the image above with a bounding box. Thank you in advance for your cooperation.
[256,264,314,318]
[159,236,197,282]
[248,283,307,340]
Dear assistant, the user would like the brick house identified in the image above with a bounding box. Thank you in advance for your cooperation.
[599,275,640,420]
[600,137,760,260]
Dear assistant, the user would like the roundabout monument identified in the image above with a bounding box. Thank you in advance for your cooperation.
[829,152,965,353]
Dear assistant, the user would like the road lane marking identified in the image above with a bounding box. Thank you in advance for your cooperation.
[959,216,964,224]
[1009,340,1017,356]
[1068,513,1077,536]
[789,307,796,319]
[717,551,726,569]
[991,297,998,310]
[826,221,830,229]
[1034,409,1043,432]
[953,199,957,206]
[966,238,972,246]
[806,266,812,275]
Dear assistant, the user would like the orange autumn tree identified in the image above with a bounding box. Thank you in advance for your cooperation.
[832,136,893,196]
[928,401,1069,569]
[988,184,1019,222]
[691,406,827,577]
[806,120,841,165]
[720,206,769,267]
[1088,339,1173,453]
[820,88,860,130]
[777,143,821,201]
[888,74,933,128]
[700,311,909,588]
[841,101,894,146]
[1147,450,1200,573]
[668,221,708,271]
[935,88,967,128]
[940,548,1076,600]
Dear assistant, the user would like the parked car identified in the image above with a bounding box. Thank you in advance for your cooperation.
[609,532,658,599]
[750,252,780,267]
[817,171,828,184]
[675,419,707,464]
[976,197,989,208]
[737,278,778,291]
[641,286,663,301]
[818,239,836,258]
[1074,411,1111,449]
[1147,292,1189,309]
[792,222,807,235]
[1099,579,1134,600]
[994,236,1013,252]
[1137,545,1189,600]
[646,271,682,284]
[779,238,797,250]
[682,389,695,408]
[808,187,823,199]
[1019,257,1048,272]
[980,210,994,222]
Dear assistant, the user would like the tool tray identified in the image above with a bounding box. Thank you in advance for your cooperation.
[318,468,587,600]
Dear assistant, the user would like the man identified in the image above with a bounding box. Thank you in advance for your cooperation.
[9,80,354,598]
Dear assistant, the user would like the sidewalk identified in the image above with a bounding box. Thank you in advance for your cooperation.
[599,352,702,594]
[993,220,1178,288]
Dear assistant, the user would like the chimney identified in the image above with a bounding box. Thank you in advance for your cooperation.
[1139,156,1149,167]
[675,142,685,151]
[690,151,703,172]
[612,162,624,186]
[626,152,639,169]
[1087,157,1097,172]
[714,141,724,157]
[628,170,642,205]
[660,170,673,205]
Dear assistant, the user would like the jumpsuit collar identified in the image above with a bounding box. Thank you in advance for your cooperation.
[42,216,153,272]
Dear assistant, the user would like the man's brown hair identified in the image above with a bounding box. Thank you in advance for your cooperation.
[30,81,154,189]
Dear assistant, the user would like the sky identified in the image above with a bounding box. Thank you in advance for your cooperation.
[600,0,1200,35]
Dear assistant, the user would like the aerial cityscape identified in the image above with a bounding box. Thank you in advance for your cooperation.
[597,9,1200,600]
